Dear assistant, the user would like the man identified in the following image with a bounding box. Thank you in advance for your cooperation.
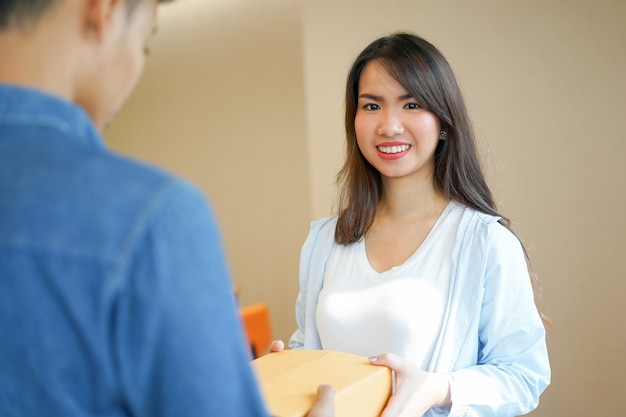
[0,0,333,415]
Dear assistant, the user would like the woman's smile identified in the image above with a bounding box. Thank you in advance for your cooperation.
[376,142,412,160]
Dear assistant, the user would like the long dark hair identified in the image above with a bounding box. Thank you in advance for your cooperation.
[335,32,550,325]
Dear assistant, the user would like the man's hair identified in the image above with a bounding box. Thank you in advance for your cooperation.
[0,0,173,31]
[0,0,58,29]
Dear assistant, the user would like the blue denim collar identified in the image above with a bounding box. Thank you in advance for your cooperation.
[0,83,105,149]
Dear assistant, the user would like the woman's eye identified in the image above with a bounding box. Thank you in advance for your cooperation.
[404,102,420,110]
[363,103,380,111]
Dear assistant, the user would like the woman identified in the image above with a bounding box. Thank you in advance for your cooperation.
[284,32,550,417]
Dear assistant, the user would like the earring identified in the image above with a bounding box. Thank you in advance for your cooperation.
[439,129,448,140]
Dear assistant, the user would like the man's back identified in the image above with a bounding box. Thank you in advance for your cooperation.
[0,85,268,416]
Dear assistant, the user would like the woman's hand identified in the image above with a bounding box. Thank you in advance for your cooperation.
[369,353,451,417]
[267,339,284,353]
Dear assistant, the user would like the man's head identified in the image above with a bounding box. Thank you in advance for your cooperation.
[0,0,173,130]
[0,0,171,31]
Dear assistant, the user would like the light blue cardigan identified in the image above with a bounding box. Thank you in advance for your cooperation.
[289,207,550,417]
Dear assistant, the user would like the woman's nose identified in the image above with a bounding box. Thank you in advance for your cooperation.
[376,113,404,137]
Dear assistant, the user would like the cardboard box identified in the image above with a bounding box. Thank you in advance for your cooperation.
[252,350,392,417]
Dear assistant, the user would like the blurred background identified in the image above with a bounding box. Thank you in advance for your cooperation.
[105,0,626,415]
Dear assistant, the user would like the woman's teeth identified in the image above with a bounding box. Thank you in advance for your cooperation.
[377,144,410,154]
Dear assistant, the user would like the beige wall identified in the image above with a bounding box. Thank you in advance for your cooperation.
[107,0,626,415]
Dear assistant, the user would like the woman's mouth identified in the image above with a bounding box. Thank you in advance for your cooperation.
[376,143,411,160]
[377,144,411,154]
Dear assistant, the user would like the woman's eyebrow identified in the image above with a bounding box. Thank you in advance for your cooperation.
[358,93,415,101]
[359,93,382,101]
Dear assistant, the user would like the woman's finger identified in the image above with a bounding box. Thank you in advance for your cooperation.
[369,352,405,372]
[267,339,284,353]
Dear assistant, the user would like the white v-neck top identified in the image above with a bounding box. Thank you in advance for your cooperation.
[315,202,464,369]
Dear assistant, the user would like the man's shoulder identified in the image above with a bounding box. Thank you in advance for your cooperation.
[75,146,202,210]
[6,142,208,261]
[80,149,209,234]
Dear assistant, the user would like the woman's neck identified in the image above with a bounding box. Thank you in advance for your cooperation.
[379,174,448,220]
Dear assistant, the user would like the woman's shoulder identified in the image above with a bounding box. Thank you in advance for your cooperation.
[309,215,338,234]
[457,204,523,251]
[301,215,338,255]
[453,203,504,231]
[454,203,520,243]
[455,203,500,224]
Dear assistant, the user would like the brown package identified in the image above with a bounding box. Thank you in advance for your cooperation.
[252,349,392,417]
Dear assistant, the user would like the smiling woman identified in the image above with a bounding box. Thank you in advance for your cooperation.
[355,60,442,179]
[287,32,551,417]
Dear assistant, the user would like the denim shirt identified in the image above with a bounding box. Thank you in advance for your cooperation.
[0,85,268,417]
[290,210,551,417]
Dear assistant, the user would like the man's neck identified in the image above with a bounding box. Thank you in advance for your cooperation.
[0,19,77,101]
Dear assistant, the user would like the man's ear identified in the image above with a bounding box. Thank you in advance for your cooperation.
[84,0,124,41]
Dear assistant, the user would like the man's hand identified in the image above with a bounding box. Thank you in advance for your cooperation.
[306,384,335,417]
[265,341,335,417]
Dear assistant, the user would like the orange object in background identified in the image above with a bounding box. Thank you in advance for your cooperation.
[240,303,272,359]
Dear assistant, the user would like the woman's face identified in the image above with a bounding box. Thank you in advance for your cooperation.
[354,60,442,184]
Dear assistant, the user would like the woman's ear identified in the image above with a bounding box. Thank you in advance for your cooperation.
[83,0,124,41]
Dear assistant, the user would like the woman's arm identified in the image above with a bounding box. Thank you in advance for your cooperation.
[447,224,551,416]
